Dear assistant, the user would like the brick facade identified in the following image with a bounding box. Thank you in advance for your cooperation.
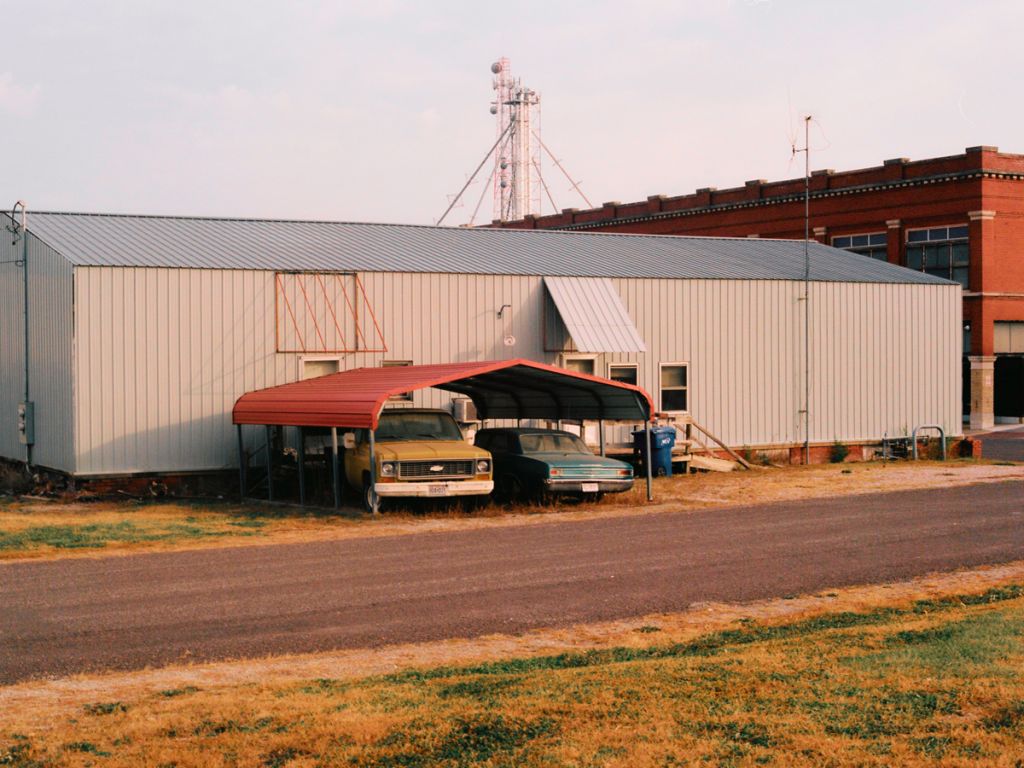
[494,146,1024,428]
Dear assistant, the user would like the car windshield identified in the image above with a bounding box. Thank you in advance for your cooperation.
[374,411,464,442]
[519,433,591,454]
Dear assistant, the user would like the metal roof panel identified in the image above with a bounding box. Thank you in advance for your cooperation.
[545,276,647,353]
[16,211,954,285]
[232,359,654,428]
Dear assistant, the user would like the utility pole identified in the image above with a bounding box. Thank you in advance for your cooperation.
[792,116,812,465]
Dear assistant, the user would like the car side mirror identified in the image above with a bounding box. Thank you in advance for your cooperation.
[342,432,356,450]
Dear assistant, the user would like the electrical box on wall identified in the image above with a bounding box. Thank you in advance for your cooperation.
[17,401,34,446]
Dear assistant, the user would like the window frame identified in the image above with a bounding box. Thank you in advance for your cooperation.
[659,362,689,414]
[560,354,598,376]
[904,225,969,288]
[381,359,414,401]
[298,355,341,380]
[831,232,888,261]
[607,363,639,386]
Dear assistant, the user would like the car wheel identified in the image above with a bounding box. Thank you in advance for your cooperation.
[497,474,524,501]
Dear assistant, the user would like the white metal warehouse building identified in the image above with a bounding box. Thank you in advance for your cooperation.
[0,212,960,477]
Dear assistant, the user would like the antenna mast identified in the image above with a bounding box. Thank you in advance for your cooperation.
[791,115,812,466]
[490,58,541,221]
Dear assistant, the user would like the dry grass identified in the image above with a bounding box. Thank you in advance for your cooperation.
[1,459,1021,562]
[4,563,1024,766]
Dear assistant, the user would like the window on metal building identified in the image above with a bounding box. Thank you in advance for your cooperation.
[832,233,888,260]
[660,363,688,413]
[608,363,638,386]
[382,360,414,401]
[561,356,596,376]
[905,225,969,288]
[301,356,340,380]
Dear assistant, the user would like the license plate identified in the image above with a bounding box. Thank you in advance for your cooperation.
[582,482,599,493]
[428,484,448,495]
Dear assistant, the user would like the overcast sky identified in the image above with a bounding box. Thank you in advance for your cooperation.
[3,0,1021,225]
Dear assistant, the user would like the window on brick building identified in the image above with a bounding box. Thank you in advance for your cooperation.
[905,225,969,288]
[832,233,888,260]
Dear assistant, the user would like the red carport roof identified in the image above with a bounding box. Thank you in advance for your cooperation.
[232,358,654,429]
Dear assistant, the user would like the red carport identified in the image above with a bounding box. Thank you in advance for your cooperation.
[232,358,656,510]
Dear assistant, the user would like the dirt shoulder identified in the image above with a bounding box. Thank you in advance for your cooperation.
[1,459,1021,563]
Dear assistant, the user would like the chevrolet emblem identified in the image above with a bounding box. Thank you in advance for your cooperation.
[430,465,444,472]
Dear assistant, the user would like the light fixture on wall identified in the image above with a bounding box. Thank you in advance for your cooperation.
[497,304,511,318]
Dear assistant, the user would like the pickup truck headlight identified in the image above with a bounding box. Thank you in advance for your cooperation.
[380,462,396,477]
[476,459,491,474]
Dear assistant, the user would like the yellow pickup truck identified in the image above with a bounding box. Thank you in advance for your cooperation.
[344,408,493,511]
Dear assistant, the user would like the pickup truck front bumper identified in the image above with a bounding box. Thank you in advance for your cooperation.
[375,479,494,498]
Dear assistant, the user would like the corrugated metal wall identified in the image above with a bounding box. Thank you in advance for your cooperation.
[0,231,75,472]
[609,278,960,447]
[72,266,960,475]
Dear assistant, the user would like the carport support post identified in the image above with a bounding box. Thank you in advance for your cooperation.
[598,419,606,457]
[297,427,306,506]
[644,421,654,502]
[236,425,246,499]
[265,425,274,502]
[330,428,341,510]
[369,428,379,515]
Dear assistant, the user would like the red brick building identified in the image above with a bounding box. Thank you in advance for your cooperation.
[494,146,1024,429]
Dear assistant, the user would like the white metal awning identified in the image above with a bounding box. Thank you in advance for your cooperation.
[545,276,647,353]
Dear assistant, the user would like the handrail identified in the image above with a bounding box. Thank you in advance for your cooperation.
[911,424,946,461]
[689,418,752,470]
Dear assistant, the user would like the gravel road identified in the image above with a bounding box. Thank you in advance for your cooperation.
[2,480,1022,683]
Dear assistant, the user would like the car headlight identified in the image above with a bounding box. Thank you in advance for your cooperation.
[476,459,490,474]
[380,462,396,477]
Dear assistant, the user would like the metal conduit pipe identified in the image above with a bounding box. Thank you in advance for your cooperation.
[10,202,31,467]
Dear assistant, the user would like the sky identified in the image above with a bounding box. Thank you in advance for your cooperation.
[3,0,1022,226]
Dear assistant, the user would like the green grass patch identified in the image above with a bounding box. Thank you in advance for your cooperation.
[0,520,224,551]
[83,701,128,716]
[0,515,280,555]
[158,686,200,699]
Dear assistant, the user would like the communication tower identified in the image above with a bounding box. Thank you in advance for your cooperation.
[490,58,541,222]
[437,58,591,227]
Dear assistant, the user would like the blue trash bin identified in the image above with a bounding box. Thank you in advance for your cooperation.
[633,426,677,477]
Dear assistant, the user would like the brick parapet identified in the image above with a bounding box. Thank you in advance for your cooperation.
[489,146,1024,233]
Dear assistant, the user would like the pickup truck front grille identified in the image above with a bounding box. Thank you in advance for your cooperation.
[398,460,475,480]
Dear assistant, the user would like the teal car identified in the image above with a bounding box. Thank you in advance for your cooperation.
[474,427,634,500]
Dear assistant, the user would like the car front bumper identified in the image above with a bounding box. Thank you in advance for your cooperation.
[543,478,634,494]
[375,479,494,498]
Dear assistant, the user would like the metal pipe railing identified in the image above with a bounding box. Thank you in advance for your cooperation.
[911,424,946,461]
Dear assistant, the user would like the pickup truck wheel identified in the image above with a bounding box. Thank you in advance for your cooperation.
[460,495,487,512]
[362,480,385,513]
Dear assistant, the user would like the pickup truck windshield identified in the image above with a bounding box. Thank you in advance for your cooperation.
[375,411,464,442]
[519,433,591,454]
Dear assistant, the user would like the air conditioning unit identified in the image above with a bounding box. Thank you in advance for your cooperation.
[451,398,478,423]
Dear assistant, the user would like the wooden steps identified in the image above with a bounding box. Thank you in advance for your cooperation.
[689,454,739,473]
